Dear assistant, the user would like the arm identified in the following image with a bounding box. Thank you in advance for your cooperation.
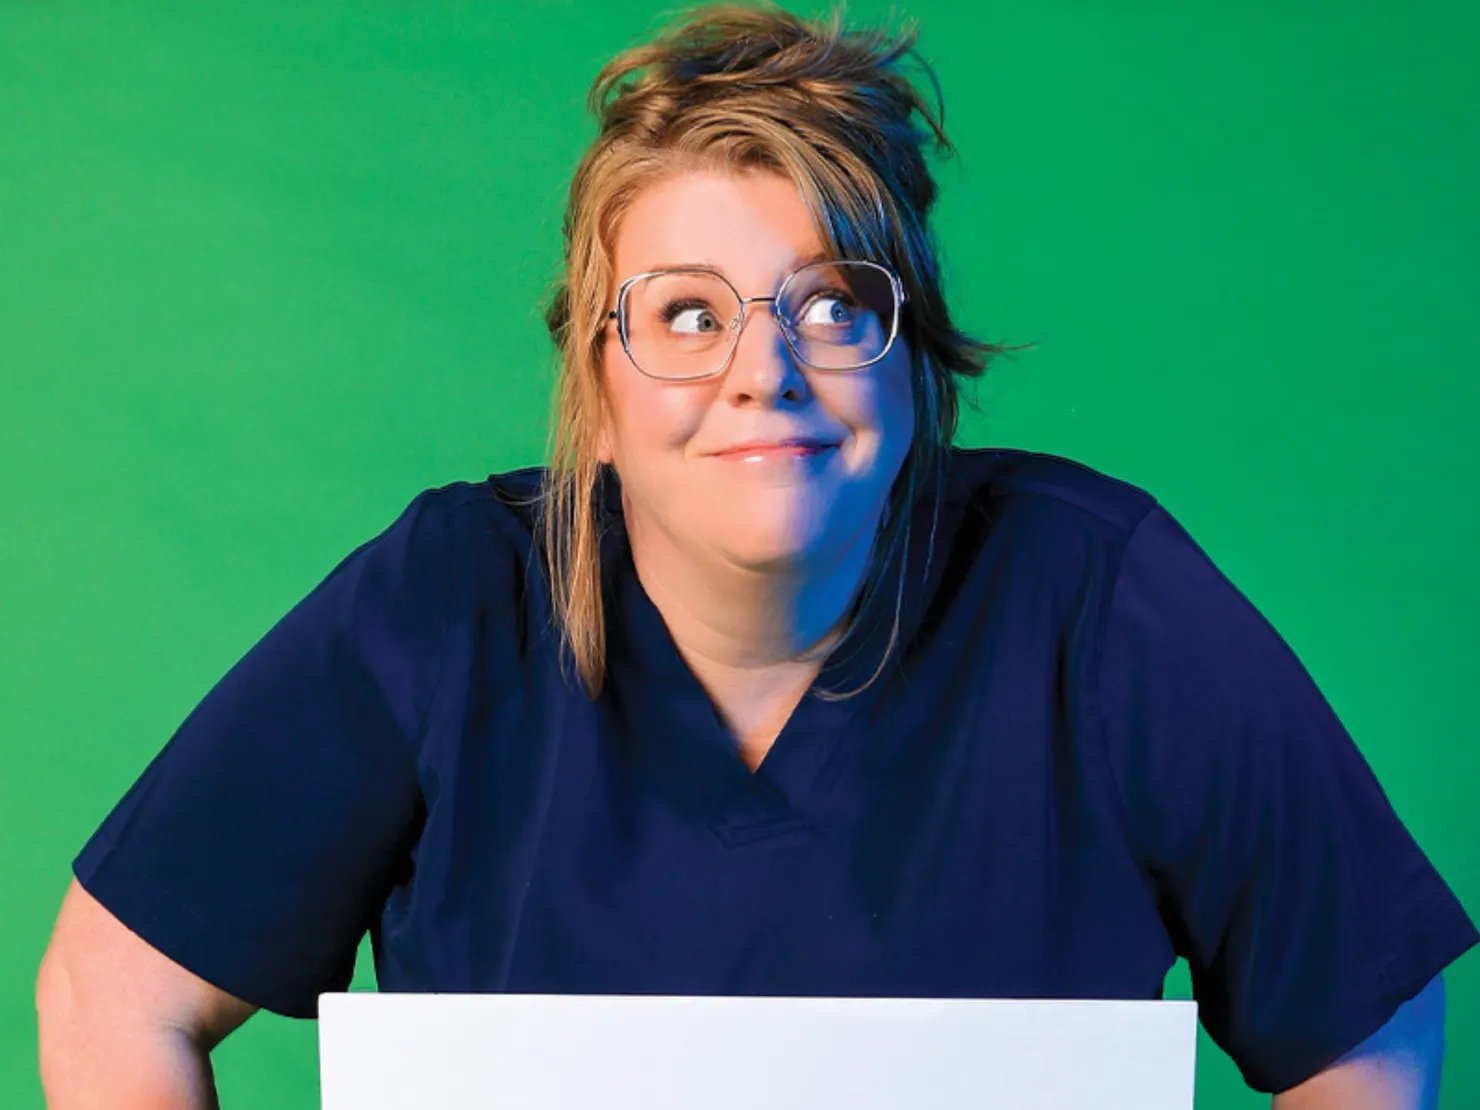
[1270,973,1445,1110]
[36,878,259,1110]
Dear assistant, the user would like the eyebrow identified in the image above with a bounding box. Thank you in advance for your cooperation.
[638,248,835,279]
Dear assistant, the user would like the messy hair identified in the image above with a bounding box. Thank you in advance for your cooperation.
[541,1,1013,697]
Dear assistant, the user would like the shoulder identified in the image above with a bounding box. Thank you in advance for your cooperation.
[415,465,546,531]
[929,448,1168,591]
[939,446,1158,538]
[388,465,555,634]
[398,465,548,566]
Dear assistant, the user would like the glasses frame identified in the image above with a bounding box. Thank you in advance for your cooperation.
[603,259,909,382]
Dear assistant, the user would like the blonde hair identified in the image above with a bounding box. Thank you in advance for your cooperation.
[541,0,1015,697]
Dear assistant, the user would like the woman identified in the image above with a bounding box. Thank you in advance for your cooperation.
[37,3,1476,1107]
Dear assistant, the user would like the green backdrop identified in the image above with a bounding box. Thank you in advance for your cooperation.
[3,1,1476,1105]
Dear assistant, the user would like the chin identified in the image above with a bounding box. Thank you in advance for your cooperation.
[713,514,834,573]
[721,540,811,573]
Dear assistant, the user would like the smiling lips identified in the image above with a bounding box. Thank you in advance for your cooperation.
[711,438,837,461]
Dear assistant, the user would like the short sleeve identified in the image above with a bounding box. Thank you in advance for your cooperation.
[73,488,454,1019]
[1093,502,1478,1094]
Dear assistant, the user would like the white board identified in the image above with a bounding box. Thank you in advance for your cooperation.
[320,992,1198,1110]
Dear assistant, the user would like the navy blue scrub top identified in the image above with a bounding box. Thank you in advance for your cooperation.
[75,447,1477,1094]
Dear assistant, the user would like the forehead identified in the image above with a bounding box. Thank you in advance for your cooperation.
[613,167,829,286]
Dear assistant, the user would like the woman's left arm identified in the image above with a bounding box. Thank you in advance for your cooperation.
[1094,502,1477,1097]
[1271,972,1445,1109]
[1272,973,1446,1109]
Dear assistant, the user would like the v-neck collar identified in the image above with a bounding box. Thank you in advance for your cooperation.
[597,467,959,845]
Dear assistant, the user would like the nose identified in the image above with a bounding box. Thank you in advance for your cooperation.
[718,299,810,408]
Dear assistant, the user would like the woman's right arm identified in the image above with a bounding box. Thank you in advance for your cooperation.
[36,488,456,1107]
[36,879,260,1110]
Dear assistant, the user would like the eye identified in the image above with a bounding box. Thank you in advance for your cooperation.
[798,293,857,327]
[662,299,725,335]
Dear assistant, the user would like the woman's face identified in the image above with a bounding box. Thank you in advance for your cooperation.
[598,167,915,577]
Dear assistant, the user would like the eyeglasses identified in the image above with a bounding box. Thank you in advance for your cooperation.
[604,260,907,381]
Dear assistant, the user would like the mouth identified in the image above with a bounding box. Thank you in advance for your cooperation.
[710,438,839,462]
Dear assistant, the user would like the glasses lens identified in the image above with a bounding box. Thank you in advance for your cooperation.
[621,271,741,380]
[778,262,897,370]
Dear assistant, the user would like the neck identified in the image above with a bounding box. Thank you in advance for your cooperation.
[627,514,872,671]
[623,503,878,759]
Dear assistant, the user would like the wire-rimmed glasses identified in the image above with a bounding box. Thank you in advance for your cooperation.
[604,259,907,381]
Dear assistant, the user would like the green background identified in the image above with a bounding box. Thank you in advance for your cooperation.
[3,0,1476,1105]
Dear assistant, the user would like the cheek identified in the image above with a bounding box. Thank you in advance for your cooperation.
[602,362,709,467]
[880,356,916,435]
[822,354,916,451]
